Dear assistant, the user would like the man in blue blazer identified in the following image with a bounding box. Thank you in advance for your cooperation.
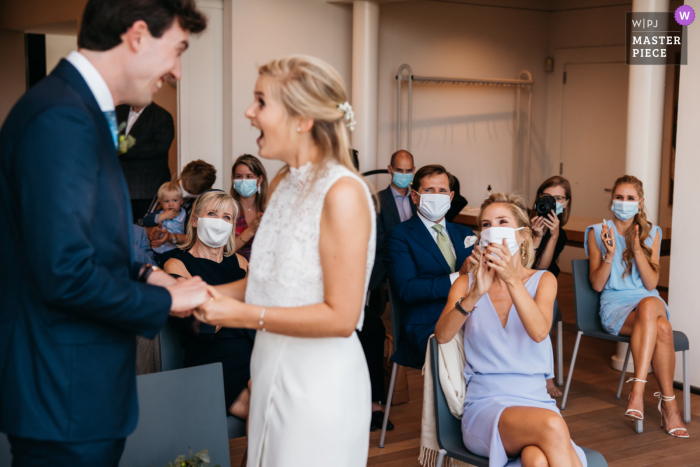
[0,1,208,465]
[384,164,475,369]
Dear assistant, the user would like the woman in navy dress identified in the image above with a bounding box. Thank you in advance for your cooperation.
[586,175,687,438]
[435,193,585,467]
[165,191,254,420]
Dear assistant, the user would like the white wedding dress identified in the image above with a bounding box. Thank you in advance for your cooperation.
[244,160,376,467]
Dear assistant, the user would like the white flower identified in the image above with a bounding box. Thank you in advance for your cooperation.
[337,101,356,131]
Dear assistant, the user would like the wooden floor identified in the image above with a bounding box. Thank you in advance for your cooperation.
[228,273,700,466]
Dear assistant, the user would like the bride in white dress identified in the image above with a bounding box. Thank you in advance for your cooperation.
[196,55,375,467]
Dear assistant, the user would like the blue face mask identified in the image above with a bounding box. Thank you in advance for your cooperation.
[611,200,639,221]
[392,171,413,189]
[234,179,258,198]
[555,202,566,216]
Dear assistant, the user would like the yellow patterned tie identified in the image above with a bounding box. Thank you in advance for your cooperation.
[432,224,456,273]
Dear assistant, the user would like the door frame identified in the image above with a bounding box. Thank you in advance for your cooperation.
[544,46,627,178]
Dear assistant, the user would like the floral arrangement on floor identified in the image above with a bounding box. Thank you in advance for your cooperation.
[166,448,221,467]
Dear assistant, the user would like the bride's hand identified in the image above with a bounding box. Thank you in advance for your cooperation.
[195,285,247,328]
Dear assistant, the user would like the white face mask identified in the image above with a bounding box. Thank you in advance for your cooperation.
[196,217,233,248]
[416,192,451,222]
[479,226,525,258]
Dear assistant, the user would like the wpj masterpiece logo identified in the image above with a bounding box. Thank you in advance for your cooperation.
[625,7,690,65]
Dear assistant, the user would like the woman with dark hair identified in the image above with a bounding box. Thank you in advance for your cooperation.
[586,175,687,438]
[532,176,572,277]
[230,154,268,261]
[532,176,571,397]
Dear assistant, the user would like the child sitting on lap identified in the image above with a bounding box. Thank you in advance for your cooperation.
[152,181,186,265]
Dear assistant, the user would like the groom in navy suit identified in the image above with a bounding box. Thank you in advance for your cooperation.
[0,1,208,465]
[384,165,475,368]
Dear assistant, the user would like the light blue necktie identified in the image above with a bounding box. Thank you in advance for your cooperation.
[103,110,118,150]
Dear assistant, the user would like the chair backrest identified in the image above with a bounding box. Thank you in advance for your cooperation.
[571,259,605,334]
[387,282,404,354]
[429,337,489,467]
[159,318,185,372]
[120,363,231,467]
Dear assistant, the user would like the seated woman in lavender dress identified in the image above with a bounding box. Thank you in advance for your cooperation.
[585,175,687,438]
[435,193,585,467]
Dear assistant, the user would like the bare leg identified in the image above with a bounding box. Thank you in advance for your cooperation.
[618,297,666,418]
[499,407,582,467]
[650,316,688,436]
[546,378,562,398]
[521,445,549,467]
[372,402,383,411]
[229,387,251,419]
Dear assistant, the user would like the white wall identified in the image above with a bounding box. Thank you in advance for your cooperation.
[226,0,353,192]
[670,0,700,386]
[376,1,550,203]
[45,34,76,74]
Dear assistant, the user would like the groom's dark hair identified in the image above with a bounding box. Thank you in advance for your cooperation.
[78,0,207,51]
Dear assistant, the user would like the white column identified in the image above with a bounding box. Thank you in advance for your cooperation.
[351,0,379,173]
[613,0,669,372]
[670,0,700,386]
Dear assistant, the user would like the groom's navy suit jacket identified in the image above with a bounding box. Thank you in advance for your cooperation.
[384,214,474,368]
[0,60,172,442]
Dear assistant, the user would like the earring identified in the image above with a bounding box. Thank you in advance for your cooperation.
[521,243,526,260]
[297,127,301,132]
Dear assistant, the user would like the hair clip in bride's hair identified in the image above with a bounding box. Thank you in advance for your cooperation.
[337,101,356,132]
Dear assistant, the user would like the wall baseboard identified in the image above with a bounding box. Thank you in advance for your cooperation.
[673,381,700,396]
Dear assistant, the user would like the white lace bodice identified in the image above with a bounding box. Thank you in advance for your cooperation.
[245,161,376,329]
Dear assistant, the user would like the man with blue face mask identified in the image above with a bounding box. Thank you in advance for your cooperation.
[362,150,417,431]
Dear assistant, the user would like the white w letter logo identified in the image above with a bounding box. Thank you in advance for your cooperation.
[680,11,690,20]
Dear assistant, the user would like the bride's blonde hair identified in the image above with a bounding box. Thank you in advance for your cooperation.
[257,55,359,176]
[472,192,535,275]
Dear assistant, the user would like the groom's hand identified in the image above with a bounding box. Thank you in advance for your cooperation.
[167,276,210,318]
[147,270,177,287]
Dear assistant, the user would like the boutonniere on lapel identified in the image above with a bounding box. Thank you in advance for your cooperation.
[117,122,137,155]
[464,236,477,248]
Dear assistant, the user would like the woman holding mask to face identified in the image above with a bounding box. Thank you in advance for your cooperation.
[435,193,586,467]
[586,175,687,438]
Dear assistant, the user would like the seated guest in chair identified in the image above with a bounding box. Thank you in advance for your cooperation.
[384,164,474,369]
[164,191,254,420]
[230,154,268,261]
[531,175,572,397]
[435,193,586,467]
[146,159,216,253]
[362,149,416,431]
[586,175,687,438]
[151,181,187,267]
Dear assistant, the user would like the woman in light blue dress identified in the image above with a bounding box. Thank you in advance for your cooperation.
[585,175,687,438]
[435,193,585,467]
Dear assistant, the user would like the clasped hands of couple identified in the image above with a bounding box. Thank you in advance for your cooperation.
[157,270,241,327]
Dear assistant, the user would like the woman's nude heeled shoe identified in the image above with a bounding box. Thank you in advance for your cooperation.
[655,392,690,439]
[625,378,646,421]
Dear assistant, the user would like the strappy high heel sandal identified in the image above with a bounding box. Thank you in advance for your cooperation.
[655,392,690,438]
[625,378,646,420]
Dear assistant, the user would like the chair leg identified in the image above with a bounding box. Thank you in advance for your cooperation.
[616,343,632,400]
[379,362,398,448]
[436,449,447,467]
[683,350,691,423]
[561,331,583,410]
[557,320,563,386]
